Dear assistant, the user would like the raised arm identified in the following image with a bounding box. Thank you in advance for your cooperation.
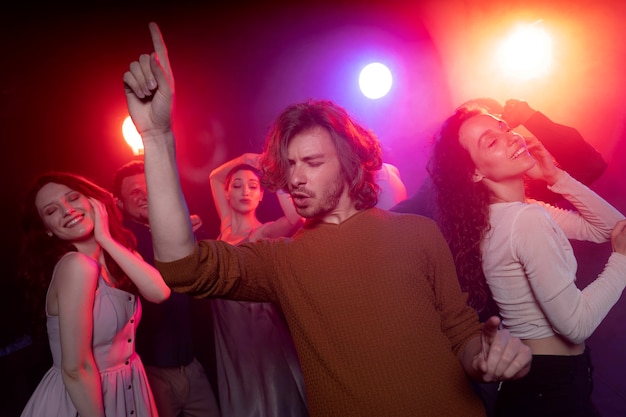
[209,152,260,221]
[90,198,170,303]
[123,22,194,262]
[210,152,304,239]
[503,99,607,187]
[524,135,624,242]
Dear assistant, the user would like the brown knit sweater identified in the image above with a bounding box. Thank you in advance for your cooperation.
[156,208,486,417]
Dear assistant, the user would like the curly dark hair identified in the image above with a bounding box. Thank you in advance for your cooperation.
[19,171,138,341]
[427,106,498,320]
[259,99,382,211]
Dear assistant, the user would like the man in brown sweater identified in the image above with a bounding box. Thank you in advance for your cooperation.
[123,22,532,417]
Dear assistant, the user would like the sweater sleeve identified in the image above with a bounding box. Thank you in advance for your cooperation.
[532,172,625,242]
[422,219,483,357]
[513,205,626,343]
[155,240,276,302]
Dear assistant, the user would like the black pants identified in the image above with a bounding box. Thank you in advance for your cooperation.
[494,349,601,417]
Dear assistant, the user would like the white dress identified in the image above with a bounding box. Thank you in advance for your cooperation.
[21,256,158,417]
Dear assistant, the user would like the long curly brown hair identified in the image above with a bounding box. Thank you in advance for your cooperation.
[19,171,138,341]
[259,99,382,211]
[428,106,498,320]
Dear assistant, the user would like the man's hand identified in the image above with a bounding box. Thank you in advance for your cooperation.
[473,316,532,383]
[502,99,536,128]
[122,22,174,139]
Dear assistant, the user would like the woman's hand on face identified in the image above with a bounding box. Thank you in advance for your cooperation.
[523,135,563,185]
[88,198,113,244]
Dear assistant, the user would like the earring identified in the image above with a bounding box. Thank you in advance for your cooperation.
[46,231,53,237]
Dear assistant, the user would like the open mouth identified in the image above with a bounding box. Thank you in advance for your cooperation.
[65,214,85,227]
[510,147,527,160]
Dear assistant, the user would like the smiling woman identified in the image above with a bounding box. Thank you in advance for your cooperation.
[17,171,169,417]
[428,104,626,417]
[37,184,96,240]
[457,113,537,186]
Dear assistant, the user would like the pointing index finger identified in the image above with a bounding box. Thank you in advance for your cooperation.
[149,22,172,78]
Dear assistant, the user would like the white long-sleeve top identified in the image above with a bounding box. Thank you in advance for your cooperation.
[482,172,626,343]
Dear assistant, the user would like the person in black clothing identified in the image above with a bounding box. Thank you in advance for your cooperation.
[113,160,220,417]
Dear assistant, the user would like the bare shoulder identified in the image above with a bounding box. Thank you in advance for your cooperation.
[53,252,100,287]
[48,252,100,315]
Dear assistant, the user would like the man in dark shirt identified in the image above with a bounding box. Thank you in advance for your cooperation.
[113,160,220,417]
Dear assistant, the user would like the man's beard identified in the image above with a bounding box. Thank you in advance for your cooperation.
[296,176,345,219]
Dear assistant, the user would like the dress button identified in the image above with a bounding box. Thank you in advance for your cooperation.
[128,385,132,390]
[128,339,132,343]
[125,360,130,365]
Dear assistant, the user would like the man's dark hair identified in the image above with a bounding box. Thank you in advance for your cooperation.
[113,160,145,199]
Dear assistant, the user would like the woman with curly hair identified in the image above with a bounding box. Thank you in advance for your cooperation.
[428,105,626,417]
[19,171,170,417]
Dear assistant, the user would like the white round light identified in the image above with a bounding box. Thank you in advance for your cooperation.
[359,62,393,99]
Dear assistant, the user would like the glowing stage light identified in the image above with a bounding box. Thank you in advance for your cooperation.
[359,62,393,99]
[122,115,143,155]
[497,21,552,80]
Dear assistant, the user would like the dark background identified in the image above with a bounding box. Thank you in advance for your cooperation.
[1,1,625,415]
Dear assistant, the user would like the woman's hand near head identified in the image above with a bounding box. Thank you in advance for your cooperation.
[88,198,170,303]
[242,152,261,168]
[523,135,563,185]
[89,198,113,246]
[210,152,262,223]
